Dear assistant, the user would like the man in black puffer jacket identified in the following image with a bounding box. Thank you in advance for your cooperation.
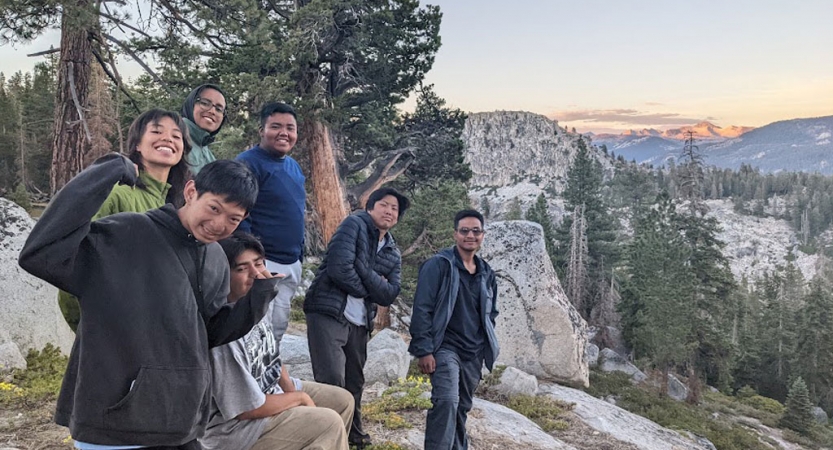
[304,187,409,448]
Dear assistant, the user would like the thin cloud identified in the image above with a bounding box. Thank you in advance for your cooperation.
[644,102,664,106]
[550,109,705,126]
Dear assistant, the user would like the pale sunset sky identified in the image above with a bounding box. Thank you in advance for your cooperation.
[2,0,831,134]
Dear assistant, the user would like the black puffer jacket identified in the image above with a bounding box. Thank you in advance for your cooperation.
[304,211,401,329]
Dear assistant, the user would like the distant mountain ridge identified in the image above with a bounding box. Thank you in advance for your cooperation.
[590,115,833,174]
[593,121,755,141]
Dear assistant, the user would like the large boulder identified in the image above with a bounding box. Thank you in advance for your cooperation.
[364,329,410,385]
[0,199,74,354]
[812,406,828,425]
[468,398,577,449]
[667,374,689,402]
[280,334,314,381]
[488,366,538,398]
[479,221,588,386]
[540,383,712,450]
[0,341,26,373]
[599,348,646,382]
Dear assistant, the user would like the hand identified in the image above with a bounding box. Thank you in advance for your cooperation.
[298,391,315,407]
[418,354,436,374]
[374,306,391,330]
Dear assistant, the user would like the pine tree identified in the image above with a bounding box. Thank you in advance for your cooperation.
[781,377,814,434]
[619,192,693,394]
[795,279,833,409]
[555,139,618,318]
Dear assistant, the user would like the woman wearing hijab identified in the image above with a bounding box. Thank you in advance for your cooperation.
[181,84,227,174]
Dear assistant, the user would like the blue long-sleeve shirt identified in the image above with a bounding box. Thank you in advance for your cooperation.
[236,145,306,264]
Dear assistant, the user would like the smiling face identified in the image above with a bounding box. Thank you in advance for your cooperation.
[454,216,485,254]
[259,113,298,157]
[178,181,248,243]
[229,249,265,303]
[192,88,225,133]
[367,194,400,232]
[136,116,185,171]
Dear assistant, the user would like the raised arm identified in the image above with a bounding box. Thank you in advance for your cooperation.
[205,275,281,348]
[18,154,137,294]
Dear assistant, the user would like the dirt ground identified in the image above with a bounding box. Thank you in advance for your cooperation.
[0,400,71,450]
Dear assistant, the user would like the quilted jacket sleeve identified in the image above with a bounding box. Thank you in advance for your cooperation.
[324,215,370,298]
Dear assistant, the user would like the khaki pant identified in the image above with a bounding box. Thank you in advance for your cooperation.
[250,381,354,450]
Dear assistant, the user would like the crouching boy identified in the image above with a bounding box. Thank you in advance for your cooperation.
[199,232,353,450]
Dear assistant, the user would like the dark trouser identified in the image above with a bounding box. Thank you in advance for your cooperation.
[306,312,370,444]
[425,348,483,450]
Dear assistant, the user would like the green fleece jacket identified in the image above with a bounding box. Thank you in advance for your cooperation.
[184,118,217,174]
[58,172,171,331]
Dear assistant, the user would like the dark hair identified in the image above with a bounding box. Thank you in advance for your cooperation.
[194,160,258,212]
[454,209,484,230]
[181,84,228,143]
[126,109,192,203]
[366,187,410,220]
[219,232,265,268]
[259,102,297,127]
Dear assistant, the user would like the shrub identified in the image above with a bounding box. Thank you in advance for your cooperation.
[289,295,306,322]
[363,376,432,430]
[0,343,67,405]
[507,394,572,432]
[742,395,785,415]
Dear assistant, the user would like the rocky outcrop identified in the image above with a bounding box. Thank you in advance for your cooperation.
[0,199,74,354]
[465,111,610,222]
[468,398,577,449]
[540,383,713,450]
[479,220,589,386]
[364,329,410,385]
[598,348,646,382]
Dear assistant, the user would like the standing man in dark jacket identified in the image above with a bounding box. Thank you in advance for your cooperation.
[304,187,410,448]
[18,155,265,449]
[409,209,499,450]
[236,102,305,351]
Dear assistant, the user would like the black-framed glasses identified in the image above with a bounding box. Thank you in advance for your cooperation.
[195,97,226,115]
[456,227,484,236]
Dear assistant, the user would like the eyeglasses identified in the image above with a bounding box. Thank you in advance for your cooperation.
[195,97,226,115]
[456,228,484,236]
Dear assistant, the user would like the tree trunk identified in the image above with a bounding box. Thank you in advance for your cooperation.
[306,119,349,244]
[50,1,94,195]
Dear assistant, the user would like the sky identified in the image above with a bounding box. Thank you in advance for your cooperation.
[2,0,832,134]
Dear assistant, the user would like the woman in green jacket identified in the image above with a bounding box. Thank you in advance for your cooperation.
[181,84,227,174]
[58,109,192,331]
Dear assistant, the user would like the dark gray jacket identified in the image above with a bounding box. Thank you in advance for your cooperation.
[304,211,401,329]
[408,247,500,370]
[18,154,273,446]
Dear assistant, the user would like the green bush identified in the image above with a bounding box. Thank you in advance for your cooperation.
[363,376,432,429]
[0,343,67,405]
[289,295,306,323]
[507,394,572,432]
[781,377,814,434]
[5,183,31,210]
[742,395,785,415]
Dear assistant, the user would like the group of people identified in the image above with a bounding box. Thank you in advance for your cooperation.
[19,83,500,450]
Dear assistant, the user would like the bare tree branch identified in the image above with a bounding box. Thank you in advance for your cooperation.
[103,33,176,96]
[99,11,153,38]
[27,48,61,57]
[264,0,292,20]
[401,228,428,258]
[90,46,140,114]
[67,62,93,143]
